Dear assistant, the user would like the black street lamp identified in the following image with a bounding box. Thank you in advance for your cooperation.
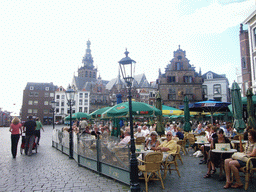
[65,85,75,159]
[51,100,57,129]
[118,49,140,192]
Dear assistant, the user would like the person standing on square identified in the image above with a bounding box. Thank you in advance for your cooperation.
[9,117,22,158]
[23,116,36,156]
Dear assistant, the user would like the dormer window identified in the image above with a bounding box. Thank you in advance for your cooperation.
[45,87,49,91]
[206,73,213,79]
[30,86,34,90]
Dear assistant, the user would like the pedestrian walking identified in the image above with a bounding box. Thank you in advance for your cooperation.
[23,116,36,156]
[35,117,44,145]
[9,117,22,158]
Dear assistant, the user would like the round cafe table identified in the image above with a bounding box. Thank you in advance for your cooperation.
[211,149,237,178]
[231,140,247,151]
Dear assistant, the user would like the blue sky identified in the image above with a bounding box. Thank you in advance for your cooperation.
[1,0,255,115]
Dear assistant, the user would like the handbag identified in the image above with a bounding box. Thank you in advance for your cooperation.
[232,152,248,162]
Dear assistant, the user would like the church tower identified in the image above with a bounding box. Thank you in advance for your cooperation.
[78,40,97,80]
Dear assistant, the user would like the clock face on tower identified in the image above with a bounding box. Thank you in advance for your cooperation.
[177,55,182,60]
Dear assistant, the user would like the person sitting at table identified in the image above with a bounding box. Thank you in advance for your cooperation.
[171,124,178,137]
[200,126,217,164]
[141,125,150,137]
[134,127,144,138]
[195,123,204,134]
[224,124,236,138]
[223,129,256,189]
[204,129,231,178]
[118,130,131,146]
[91,125,101,139]
[243,126,253,140]
[175,127,184,140]
[145,131,160,150]
[156,131,177,161]
[165,123,171,132]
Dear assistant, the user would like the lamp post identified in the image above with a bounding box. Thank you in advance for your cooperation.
[119,49,140,192]
[51,100,56,129]
[65,85,75,159]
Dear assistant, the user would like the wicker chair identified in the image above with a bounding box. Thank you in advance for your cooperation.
[232,157,256,190]
[138,152,164,192]
[177,140,187,155]
[161,145,181,179]
[136,137,145,145]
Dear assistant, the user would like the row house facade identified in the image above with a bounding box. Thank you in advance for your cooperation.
[158,46,203,108]
[21,82,57,124]
[244,10,256,94]
[202,71,230,102]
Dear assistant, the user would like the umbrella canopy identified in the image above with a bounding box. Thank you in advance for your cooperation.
[89,107,111,118]
[102,101,162,118]
[162,105,183,115]
[180,99,231,124]
[231,81,246,133]
[246,88,256,129]
[242,95,256,105]
[65,112,90,121]
[155,92,165,135]
[183,96,191,132]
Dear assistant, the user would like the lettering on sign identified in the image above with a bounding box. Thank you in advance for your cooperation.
[203,103,216,107]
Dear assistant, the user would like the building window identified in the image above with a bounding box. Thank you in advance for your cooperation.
[79,93,83,98]
[30,86,34,90]
[45,87,49,91]
[43,109,48,114]
[50,93,54,97]
[254,28,256,47]
[56,108,59,113]
[206,73,213,79]
[93,72,96,78]
[28,100,33,105]
[34,100,38,105]
[45,92,49,97]
[84,107,88,113]
[89,71,92,78]
[34,92,39,97]
[56,102,59,106]
[202,85,207,95]
[79,107,82,112]
[185,88,192,94]
[79,99,83,105]
[168,94,176,100]
[184,76,193,83]
[61,108,64,114]
[28,109,32,113]
[29,92,34,97]
[44,101,49,105]
[85,71,88,77]
[56,95,60,99]
[84,99,88,105]
[175,62,183,70]
[242,57,246,69]
[61,95,65,99]
[168,76,176,83]
[84,93,88,98]
[61,102,64,106]
[97,87,102,92]
[33,109,38,114]
[213,84,221,94]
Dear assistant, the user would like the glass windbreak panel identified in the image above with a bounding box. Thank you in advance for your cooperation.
[62,130,70,148]
[78,136,97,160]
[73,133,78,153]
[100,136,130,170]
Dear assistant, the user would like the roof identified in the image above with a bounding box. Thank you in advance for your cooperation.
[25,82,57,91]
[202,71,226,79]
[243,9,256,24]
[73,76,97,91]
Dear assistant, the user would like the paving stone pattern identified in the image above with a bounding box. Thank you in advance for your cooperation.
[0,126,254,191]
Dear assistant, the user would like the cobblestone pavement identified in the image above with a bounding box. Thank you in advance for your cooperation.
[1,126,254,191]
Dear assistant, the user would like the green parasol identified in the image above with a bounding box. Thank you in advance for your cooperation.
[231,81,246,133]
[64,112,90,121]
[183,96,191,132]
[155,92,165,135]
[89,107,111,118]
[246,88,256,129]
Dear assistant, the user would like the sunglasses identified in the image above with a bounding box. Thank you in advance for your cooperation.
[167,134,172,136]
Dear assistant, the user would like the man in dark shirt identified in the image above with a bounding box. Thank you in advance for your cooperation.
[23,116,36,156]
